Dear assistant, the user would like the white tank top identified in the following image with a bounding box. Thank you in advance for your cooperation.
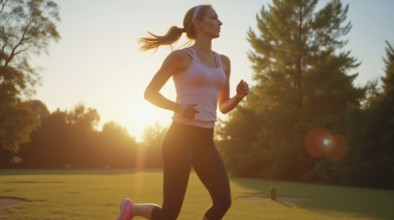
[172,48,227,128]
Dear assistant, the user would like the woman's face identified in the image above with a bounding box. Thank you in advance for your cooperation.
[198,8,223,39]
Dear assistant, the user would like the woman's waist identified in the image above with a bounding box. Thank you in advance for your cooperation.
[172,115,216,128]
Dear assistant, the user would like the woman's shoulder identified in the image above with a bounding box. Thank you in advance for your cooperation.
[164,49,191,62]
[216,53,230,63]
[169,48,190,58]
[216,53,230,73]
[212,51,230,64]
[162,49,192,72]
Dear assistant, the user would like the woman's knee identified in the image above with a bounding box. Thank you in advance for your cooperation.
[217,188,232,211]
[206,198,231,220]
[218,197,231,213]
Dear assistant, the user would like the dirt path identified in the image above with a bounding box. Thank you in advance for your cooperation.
[0,198,25,220]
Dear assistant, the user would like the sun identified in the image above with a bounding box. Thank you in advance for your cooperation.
[126,99,171,139]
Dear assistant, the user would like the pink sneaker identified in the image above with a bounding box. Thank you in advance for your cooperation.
[116,198,134,220]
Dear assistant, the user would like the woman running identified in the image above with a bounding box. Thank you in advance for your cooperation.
[117,4,249,220]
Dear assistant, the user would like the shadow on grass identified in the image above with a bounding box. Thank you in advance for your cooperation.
[0,169,160,176]
[230,176,394,219]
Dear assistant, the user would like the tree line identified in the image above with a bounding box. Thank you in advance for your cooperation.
[0,0,165,170]
[0,103,165,169]
[215,0,394,189]
[1,0,393,189]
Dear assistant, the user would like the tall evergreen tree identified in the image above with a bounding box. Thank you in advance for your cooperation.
[381,41,394,97]
[337,41,394,189]
[218,0,365,181]
[373,41,394,188]
[363,41,394,188]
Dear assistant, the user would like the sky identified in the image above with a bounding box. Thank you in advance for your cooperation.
[31,0,394,140]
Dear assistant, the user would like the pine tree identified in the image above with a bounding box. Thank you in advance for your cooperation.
[381,41,394,96]
[219,0,365,181]
[364,41,394,188]
[337,41,394,189]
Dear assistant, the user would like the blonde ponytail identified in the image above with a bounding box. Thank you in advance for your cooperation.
[138,5,212,51]
[139,26,184,51]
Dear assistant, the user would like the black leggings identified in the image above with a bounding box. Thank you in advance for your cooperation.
[151,122,231,220]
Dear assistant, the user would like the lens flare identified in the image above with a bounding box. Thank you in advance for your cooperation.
[305,128,348,160]
[326,135,348,161]
[133,147,146,196]
[305,128,331,158]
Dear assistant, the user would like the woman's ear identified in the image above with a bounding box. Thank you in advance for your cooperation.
[193,20,203,29]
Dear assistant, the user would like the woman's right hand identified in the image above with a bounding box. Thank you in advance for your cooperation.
[176,104,199,119]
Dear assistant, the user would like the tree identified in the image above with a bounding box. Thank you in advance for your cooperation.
[219,0,365,182]
[18,104,102,168]
[216,104,264,177]
[138,123,166,168]
[0,101,143,169]
[325,41,394,189]
[371,41,394,188]
[345,41,394,188]
[17,109,69,168]
[98,121,138,168]
[61,104,100,167]
[0,0,60,151]
[380,41,394,98]
[0,99,48,154]
[26,99,50,119]
[66,103,100,131]
[0,99,39,152]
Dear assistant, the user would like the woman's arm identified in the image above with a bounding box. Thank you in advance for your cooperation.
[218,55,249,114]
[144,50,199,119]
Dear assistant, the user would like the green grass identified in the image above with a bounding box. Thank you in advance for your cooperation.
[0,169,393,219]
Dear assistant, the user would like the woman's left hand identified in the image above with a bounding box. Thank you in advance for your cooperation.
[236,80,249,99]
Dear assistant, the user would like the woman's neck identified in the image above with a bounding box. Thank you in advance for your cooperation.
[192,38,213,55]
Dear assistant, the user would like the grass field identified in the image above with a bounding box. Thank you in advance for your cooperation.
[0,169,393,220]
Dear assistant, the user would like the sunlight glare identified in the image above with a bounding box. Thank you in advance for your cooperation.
[125,99,171,140]
[129,100,157,130]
